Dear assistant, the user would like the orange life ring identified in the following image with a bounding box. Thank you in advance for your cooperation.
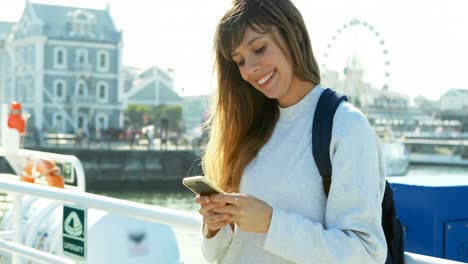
[20,158,65,188]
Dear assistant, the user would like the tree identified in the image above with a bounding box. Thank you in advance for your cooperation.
[157,105,182,130]
[124,105,151,127]
[124,104,182,130]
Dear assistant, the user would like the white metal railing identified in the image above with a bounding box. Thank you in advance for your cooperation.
[404,252,464,264]
[0,176,200,263]
[0,239,74,264]
[0,177,201,230]
[0,231,13,239]
[0,176,464,264]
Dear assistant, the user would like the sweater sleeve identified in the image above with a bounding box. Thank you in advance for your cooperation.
[263,104,387,263]
[201,224,234,262]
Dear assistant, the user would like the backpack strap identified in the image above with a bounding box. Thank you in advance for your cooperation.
[312,88,347,196]
[312,88,405,264]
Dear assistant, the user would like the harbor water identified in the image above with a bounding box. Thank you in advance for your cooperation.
[97,164,468,264]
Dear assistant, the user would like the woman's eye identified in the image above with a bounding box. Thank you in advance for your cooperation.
[255,46,266,54]
[236,59,245,67]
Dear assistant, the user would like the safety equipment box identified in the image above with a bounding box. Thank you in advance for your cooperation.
[389,175,468,263]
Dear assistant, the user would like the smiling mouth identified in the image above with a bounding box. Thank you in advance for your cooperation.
[257,70,276,85]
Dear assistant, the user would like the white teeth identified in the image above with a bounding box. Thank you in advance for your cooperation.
[258,71,275,85]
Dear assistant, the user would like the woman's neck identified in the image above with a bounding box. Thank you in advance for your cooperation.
[278,79,316,108]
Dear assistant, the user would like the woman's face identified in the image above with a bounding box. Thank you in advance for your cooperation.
[231,27,304,107]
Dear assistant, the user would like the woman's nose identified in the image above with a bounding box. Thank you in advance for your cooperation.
[244,57,260,75]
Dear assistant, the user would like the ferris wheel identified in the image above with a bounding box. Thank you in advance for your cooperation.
[321,18,391,91]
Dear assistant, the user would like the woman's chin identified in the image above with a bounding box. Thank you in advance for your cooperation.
[260,86,277,99]
[262,92,276,100]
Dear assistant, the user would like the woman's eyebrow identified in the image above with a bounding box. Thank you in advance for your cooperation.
[231,36,265,57]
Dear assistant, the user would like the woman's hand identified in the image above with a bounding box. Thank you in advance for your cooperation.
[195,194,234,238]
[210,193,273,233]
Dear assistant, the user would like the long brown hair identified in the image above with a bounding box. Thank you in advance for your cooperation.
[202,0,321,193]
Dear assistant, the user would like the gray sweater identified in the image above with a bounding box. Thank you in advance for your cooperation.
[202,85,387,263]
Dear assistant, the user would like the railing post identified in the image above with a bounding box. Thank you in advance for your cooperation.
[12,194,22,264]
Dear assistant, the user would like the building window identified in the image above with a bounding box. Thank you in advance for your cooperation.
[95,113,108,131]
[75,49,88,66]
[77,114,88,130]
[68,9,95,37]
[78,116,84,128]
[18,80,33,102]
[57,84,63,97]
[27,46,34,70]
[99,53,106,67]
[78,54,84,64]
[67,9,96,38]
[57,51,63,64]
[78,84,85,96]
[75,80,87,97]
[17,84,25,102]
[53,79,66,101]
[82,23,90,34]
[98,116,105,128]
[97,81,108,102]
[97,50,109,72]
[15,49,26,73]
[74,49,90,72]
[53,113,65,133]
[54,47,67,69]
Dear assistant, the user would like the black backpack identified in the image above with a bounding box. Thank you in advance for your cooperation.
[312,88,405,264]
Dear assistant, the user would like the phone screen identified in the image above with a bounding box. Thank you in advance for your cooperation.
[184,180,220,196]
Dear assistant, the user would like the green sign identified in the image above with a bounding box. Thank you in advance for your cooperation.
[58,162,73,182]
[63,205,87,260]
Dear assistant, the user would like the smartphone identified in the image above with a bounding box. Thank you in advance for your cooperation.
[182,176,224,196]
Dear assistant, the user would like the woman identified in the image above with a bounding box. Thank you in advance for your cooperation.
[195,0,387,263]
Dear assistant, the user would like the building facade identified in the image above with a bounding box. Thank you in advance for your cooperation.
[0,22,14,103]
[123,66,181,108]
[0,1,124,134]
[181,95,209,133]
[439,89,468,111]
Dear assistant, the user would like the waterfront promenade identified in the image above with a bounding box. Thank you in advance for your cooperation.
[12,133,467,193]
[23,134,203,152]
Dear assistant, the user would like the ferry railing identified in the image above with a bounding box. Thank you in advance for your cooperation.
[0,175,200,264]
[0,176,464,264]
[0,234,74,264]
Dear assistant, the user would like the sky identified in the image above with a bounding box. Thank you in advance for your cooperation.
[1,0,467,100]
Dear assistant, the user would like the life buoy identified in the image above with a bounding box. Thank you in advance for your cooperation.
[20,158,65,188]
